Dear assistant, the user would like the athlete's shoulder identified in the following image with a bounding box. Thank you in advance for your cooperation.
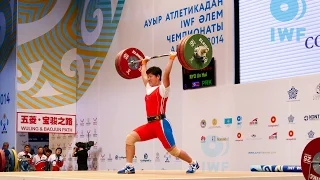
[159,82,170,98]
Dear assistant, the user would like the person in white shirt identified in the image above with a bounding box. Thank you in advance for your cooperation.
[47,148,64,171]
[32,147,47,171]
[17,145,32,171]
[18,145,32,160]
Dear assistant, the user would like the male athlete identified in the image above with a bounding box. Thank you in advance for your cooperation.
[118,52,199,174]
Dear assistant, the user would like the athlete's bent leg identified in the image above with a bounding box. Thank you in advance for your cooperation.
[166,146,199,173]
[156,119,199,173]
[118,123,156,174]
[125,131,140,163]
[118,131,140,174]
[167,146,192,163]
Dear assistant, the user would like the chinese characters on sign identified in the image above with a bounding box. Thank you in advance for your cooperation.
[17,112,76,134]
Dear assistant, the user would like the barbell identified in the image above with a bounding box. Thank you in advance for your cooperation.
[115,34,213,79]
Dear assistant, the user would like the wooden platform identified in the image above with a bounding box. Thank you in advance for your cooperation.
[0,170,304,180]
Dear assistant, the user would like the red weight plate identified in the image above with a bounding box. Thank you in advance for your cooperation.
[301,137,320,180]
[116,49,132,79]
[177,36,186,67]
[115,50,130,79]
[114,51,123,76]
[181,35,194,70]
[179,35,193,70]
[118,48,144,79]
[117,54,132,79]
[177,35,190,69]
[116,56,130,79]
[0,150,5,172]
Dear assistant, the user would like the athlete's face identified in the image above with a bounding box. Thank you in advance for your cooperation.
[147,74,160,87]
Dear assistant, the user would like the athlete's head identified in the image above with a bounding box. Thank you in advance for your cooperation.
[146,66,162,87]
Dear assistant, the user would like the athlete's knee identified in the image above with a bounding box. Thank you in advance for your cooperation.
[125,131,140,145]
[168,146,181,157]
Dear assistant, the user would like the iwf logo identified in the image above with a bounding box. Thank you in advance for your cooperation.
[1,113,9,134]
[270,0,307,42]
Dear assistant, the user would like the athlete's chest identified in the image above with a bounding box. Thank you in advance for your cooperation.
[145,87,160,101]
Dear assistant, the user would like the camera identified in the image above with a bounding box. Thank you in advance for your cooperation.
[75,141,94,150]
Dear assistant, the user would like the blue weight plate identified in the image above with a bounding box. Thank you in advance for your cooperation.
[8,149,15,171]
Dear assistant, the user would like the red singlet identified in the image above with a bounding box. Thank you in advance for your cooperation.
[134,82,176,149]
[145,82,169,116]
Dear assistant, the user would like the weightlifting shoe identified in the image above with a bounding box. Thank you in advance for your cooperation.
[117,164,135,174]
[186,161,199,173]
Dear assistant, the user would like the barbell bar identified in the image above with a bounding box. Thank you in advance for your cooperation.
[128,47,209,66]
[115,34,213,79]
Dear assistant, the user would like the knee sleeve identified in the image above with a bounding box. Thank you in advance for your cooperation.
[125,132,139,145]
[168,147,181,157]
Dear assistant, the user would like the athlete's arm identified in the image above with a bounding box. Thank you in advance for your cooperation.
[141,57,150,86]
[162,52,177,88]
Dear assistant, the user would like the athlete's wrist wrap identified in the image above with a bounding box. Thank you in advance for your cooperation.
[142,60,148,65]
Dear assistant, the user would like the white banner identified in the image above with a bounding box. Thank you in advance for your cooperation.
[17,112,76,134]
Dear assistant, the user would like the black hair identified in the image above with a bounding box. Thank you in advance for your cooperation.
[38,146,43,149]
[46,149,52,153]
[56,147,62,154]
[146,66,162,81]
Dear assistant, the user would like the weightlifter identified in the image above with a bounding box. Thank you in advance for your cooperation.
[118,52,199,174]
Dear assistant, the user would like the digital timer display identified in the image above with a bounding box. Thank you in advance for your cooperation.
[182,58,216,90]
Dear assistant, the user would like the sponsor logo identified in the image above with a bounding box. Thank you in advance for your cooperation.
[287,86,299,102]
[140,153,151,162]
[247,134,262,140]
[155,152,160,162]
[249,118,258,126]
[307,130,315,140]
[224,118,232,127]
[288,115,295,124]
[286,130,296,140]
[235,133,243,141]
[269,132,277,140]
[313,83,320,100]
[107,154,112,162]
[209,118,221,128]
[304,114,320,121]
[200,120,206,128]
[236,116,242,128]
[268,116,279,127]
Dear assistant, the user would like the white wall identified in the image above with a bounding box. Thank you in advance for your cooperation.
[182,73,320,171]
